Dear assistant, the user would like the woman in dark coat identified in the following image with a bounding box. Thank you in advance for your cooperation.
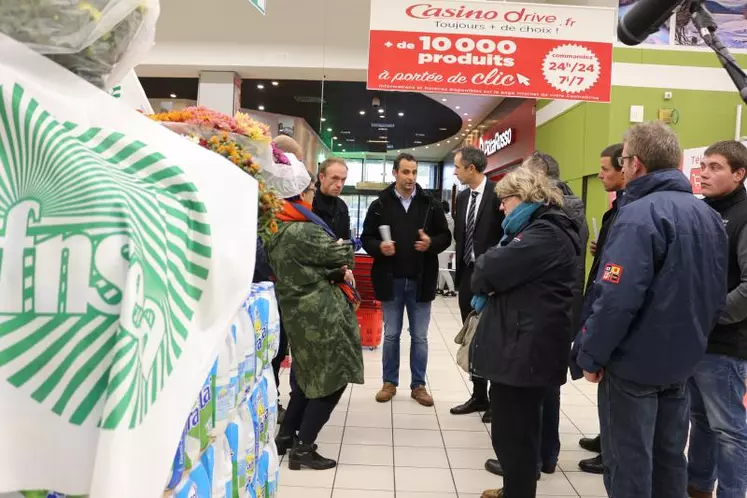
[470,167,581,498]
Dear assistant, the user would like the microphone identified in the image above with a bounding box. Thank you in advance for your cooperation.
[617,0,688,46]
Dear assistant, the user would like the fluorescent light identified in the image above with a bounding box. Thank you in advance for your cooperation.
[258,105,265,111]
[456,106,461,110]
[321,117,326,122]
[359,110,366,115]
[272,81,279,86]
[442,98,447,102]
[464,113,469,116]
[333,136,338,140]
[398,112,404,117]
[327,128,332,132]
[342,149,346,152]
[378,109,385,114]
[169,93,177,98]
[468,118,473,122]
[257,84,265,89]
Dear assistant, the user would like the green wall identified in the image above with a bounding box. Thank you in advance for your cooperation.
[536,78,747,267]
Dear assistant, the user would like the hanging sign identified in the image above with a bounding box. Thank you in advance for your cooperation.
[367,0,615,102]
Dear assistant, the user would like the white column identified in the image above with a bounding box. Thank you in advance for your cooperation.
[197,71,241,116]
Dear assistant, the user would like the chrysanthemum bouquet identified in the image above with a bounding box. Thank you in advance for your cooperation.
[150,107,284,241]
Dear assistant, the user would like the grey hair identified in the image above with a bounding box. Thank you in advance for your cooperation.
[523,151,560,179]
[624,121,682,172]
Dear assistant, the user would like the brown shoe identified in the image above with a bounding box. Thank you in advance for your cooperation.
[480,489,504,498]
[411,386,434,407]
[687,484,713,498]
[376,382,397,403]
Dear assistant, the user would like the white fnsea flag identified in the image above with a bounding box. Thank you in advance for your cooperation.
[0,34,257,498]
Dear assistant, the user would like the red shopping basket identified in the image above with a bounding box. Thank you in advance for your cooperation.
[356,301,383,350]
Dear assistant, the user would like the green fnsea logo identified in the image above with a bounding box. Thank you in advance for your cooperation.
[0,84,212,429]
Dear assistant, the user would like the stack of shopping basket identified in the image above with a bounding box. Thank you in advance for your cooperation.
[353,254,383,349]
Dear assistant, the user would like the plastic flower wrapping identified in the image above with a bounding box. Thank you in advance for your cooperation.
[0,0,160,89]
[149,108,289,241]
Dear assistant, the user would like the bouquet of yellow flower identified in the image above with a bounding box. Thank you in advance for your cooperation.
[198,133,283,241]
[235,112,271,141]
[150,108,283,242]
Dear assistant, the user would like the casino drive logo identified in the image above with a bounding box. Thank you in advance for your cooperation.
[0,83,212,429]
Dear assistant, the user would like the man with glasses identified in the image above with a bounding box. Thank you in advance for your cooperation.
[574,122,728,498]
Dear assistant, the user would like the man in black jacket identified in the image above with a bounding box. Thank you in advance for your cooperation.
[361,153,452,407]
[576,143,625,475]
[686,140,747,498]
[312,157,351,240]
[449,146,503,423]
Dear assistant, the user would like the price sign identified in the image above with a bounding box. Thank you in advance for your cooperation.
[367,0,615,102]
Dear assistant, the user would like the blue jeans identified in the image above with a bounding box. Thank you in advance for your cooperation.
[599,372,689,498]
[382,278,431,389]
[687,354,747,498]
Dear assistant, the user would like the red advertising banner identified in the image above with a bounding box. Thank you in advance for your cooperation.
[368,0,616,102]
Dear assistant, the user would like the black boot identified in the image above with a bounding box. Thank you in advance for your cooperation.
[578,454,604,474]
[481,408,492,424]
[450,396,490,415]
[579,434,601,453]
[288,441,337,471]
[485,459,540,481]
[275,430,295,456]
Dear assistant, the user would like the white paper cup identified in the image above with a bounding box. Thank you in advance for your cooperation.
[379,225,392,242]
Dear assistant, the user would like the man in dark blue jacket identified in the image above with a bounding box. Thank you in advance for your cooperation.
[576,122,729,498]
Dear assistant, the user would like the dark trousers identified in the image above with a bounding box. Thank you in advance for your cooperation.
[540,386,561,467]
[491,383,545,498]
[271,312,289,398]
[458,263,488,401]
[599,372,689,498]
[281,367,346,445]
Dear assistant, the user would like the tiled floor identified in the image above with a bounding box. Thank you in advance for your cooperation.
[277,297,607,498]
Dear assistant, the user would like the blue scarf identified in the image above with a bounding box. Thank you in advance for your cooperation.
[500,202,542,245]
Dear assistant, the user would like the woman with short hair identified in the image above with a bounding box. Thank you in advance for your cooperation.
[470,167,581,498]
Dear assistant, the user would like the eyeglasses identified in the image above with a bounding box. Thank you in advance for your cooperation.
[499,194,519,204]
[618,155,635,167]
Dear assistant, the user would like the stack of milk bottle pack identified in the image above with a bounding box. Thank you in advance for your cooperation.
[164,282,282,498]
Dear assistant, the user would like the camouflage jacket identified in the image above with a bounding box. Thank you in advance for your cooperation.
[265,221,364,398]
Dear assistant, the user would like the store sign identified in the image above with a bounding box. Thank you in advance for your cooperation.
[479,128,514,156]
[249,0,266,15]
[367,0,615,102]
